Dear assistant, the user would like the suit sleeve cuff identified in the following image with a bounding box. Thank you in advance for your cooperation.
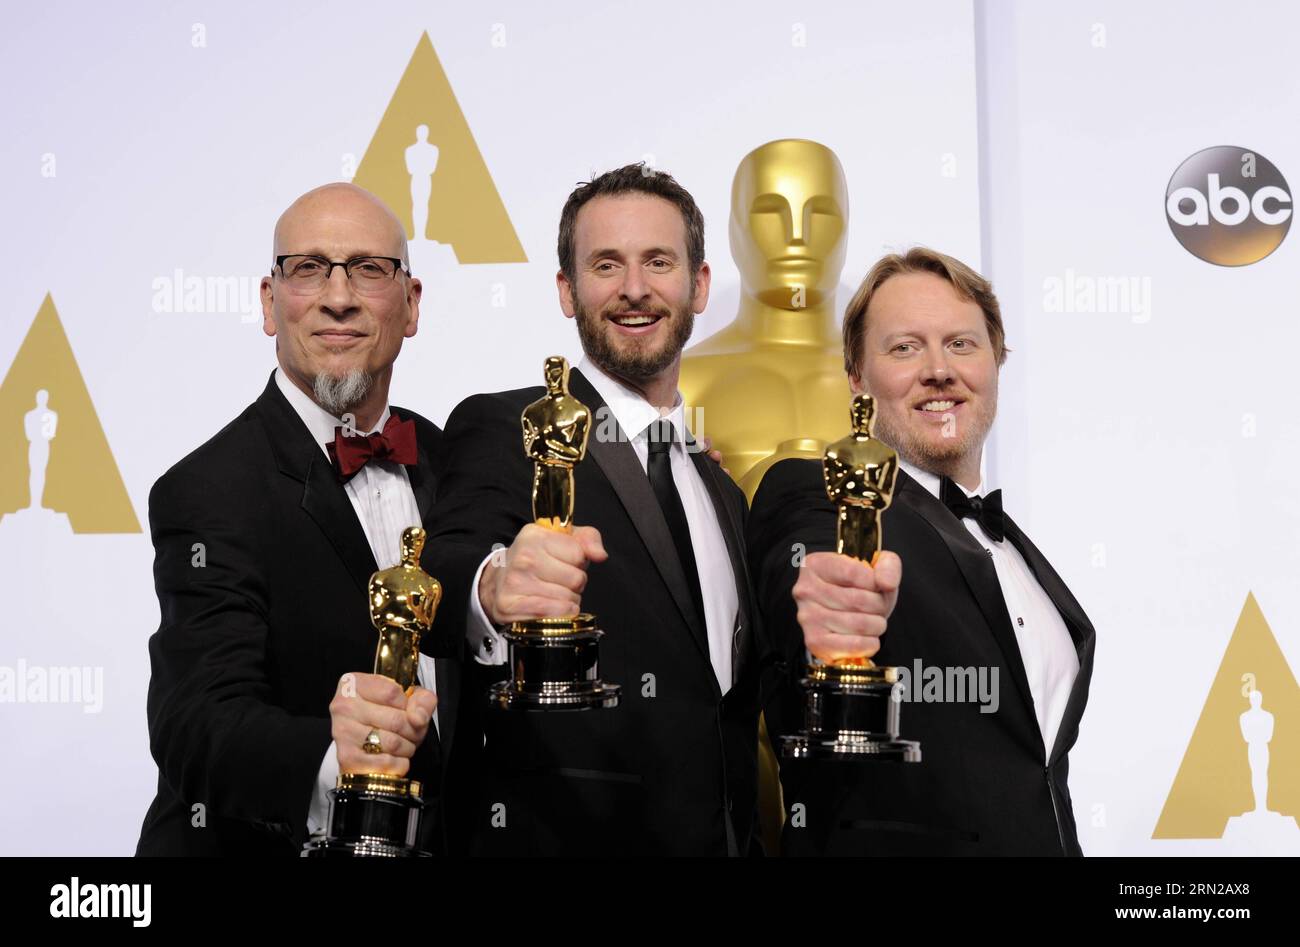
[468,549,508,666]
[306,741,339,838]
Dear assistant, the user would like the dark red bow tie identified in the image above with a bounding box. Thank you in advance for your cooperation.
[326,413,418,480]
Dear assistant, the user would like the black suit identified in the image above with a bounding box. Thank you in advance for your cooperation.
[425,367,763,856]
[749,459,1095,856]
[136,372,461,856]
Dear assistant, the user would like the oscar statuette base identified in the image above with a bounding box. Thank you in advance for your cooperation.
[781,662,921,762]
[301,773,433,857]
[488,614,621,711]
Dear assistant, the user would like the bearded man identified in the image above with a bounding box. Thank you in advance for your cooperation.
[749,247,1096,855]
[424,164,765,856]
[137,184,461,855]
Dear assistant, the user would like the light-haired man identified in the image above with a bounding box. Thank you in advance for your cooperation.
[750,247,1095,855]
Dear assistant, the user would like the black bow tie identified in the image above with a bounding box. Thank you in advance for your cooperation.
[939,476,1005,543]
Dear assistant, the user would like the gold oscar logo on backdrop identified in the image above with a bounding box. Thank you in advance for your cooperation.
[0,294,139,534]
[1153,592,1300,850]
[352,31,526,264]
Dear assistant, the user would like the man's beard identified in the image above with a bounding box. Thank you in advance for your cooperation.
[871,389,997,481]
[312,368,374,417]
[573,297,695,382]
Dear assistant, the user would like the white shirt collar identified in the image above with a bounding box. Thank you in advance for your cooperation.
[274,367,391,458]
[575,357,688,446]
[898,453,989,501]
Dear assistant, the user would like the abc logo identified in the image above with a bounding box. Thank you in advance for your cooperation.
[1166,146,1291,266]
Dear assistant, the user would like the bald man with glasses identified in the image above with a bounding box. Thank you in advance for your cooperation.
[137,183,464,856]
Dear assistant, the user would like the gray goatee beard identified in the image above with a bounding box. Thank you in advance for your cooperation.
[312,369,374,417]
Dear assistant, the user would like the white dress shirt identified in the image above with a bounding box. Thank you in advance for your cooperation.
[272,369,438,836]
[899,457,1079,759]
[465,357,740,693]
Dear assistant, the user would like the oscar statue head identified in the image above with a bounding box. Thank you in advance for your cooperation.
[543,354,568,396]
[850,392,877,437]
[729,139,849,311]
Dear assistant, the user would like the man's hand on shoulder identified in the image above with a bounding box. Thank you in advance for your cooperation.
[697,435,730,476]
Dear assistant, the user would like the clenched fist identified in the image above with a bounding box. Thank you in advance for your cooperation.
[792,550,902,663]
[478,522,608,625]
[330,672,437,776]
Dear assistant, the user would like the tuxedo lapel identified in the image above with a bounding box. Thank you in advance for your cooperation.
[397,405,451,753]
[1001,516,1092,650]
[568,369,714,670]
[397,407,436,523]
[1002,515,1097,765]
[433,657,459,762]
[687,438,753,685]
[255,373,378,595]
[895,472,1037,727]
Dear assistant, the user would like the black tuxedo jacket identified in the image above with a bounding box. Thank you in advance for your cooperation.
[749,460,1095,856]
[136,372,461,856]
[424,367,764,856]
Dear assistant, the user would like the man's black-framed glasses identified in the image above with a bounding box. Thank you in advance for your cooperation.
[273,254,410,296]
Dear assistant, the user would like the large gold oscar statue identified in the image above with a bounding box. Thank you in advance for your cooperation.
[680,139,854,851]
[678,138,852,501]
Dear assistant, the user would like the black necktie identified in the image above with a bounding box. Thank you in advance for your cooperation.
[646,420,706,628]
[940,476,1006,543]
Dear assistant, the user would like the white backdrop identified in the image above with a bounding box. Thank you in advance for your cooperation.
[978,0,1300,855]
[0,1,981,854]
[5,0,1295,858]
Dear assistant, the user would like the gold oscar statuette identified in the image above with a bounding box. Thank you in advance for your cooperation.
[303,526,443,857]
[488,356,620,711]
[782,394,921,761]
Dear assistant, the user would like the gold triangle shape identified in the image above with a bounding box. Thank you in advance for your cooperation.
[1153,592,1300,837]
[0,294,140,533]
[353,31,527,264]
